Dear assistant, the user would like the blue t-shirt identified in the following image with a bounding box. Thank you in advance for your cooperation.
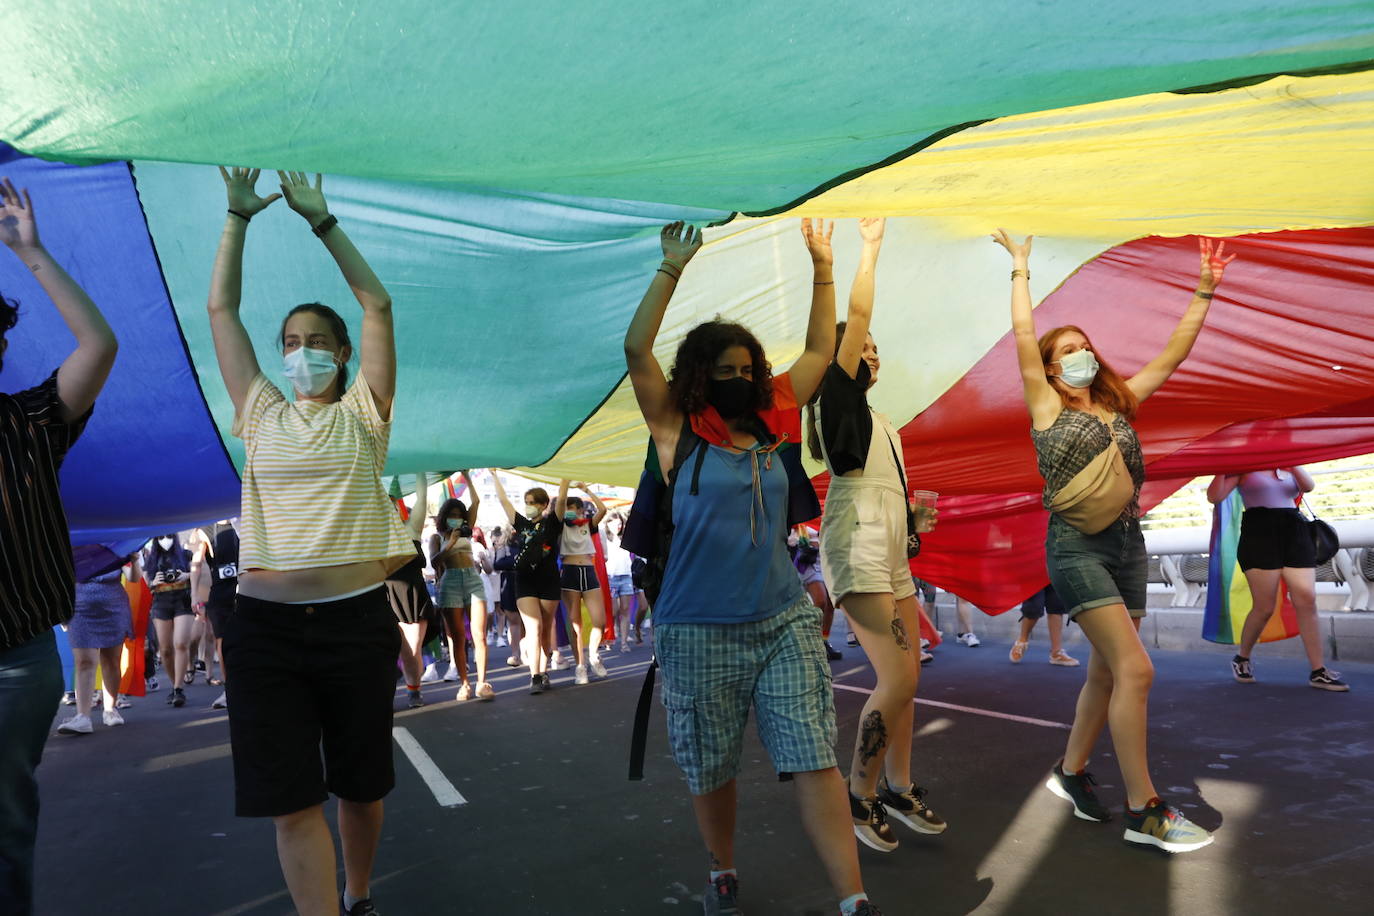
[654,443,805,625]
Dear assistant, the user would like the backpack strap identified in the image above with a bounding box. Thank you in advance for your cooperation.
[627,654,659,781]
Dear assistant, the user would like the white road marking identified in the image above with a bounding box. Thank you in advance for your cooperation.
[831,683,1070,730]
[392,727,467,807]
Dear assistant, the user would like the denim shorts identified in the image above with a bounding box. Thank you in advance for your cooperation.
[609,574,636,597]
[437,567,484,608]
[655,596,837,795]
[1045,514,1148,619]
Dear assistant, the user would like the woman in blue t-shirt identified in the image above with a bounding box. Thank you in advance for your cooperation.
[624,219,883,916]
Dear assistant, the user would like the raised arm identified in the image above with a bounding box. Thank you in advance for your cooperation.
[276,172,395,416]
[624,222,703,445]
[1290,466,1316,493]
[1,179,118,422]
[406,471,429,541]
[209,168,281,411]
[1206,474,1240,504]
[459,470,480,523]
[581,483,608,526]
[787,219,837,403]
[835,218,884,377]
[1127,238,1236,402]
[493,472,519,525]
[992,229,1060,428]
[554,479,571,517]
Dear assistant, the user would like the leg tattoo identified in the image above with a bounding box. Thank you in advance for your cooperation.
[891,613,911,651]
[858,710,888,769]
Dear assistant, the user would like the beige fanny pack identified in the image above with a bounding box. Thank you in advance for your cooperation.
[1049,439,1134,534]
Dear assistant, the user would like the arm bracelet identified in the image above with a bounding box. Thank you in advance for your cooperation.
[311,214,338,238]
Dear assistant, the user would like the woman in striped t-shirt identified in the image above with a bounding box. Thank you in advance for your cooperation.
[208,167,412,916]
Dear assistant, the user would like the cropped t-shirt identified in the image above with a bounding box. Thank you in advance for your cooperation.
[232,370,412,573]
[559,517,598,558]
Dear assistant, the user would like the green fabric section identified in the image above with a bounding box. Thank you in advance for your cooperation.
[131,160,725,474]
[4,3,1372,211]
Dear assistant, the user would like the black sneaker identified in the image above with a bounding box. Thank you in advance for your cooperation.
[341,896,380,916]
[165,689,177,705]
[877,779,947,834]
[529,675,544,695]
[849,791,898,852]
[1231,655,1255,684]
[853,902,884,916]
[703,873,741,915]
[1122,798,1213,853]
[539,673,552,691]
[824,641,843,660]
[1045,760,1111,822]
[194,658,207,673]
[1309,667,1350,692]
[406,690,424,709]
[61,691,76,706]
[171,688,186,708]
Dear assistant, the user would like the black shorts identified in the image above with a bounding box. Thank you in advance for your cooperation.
[499,573,516,611]
[514,561,561,602]
[150,588,192,621]
[206,597,234,637]
[1019,585,1066,621]
[1237,507,1316,571]
[222,588,400,818]
[560,563,601,593]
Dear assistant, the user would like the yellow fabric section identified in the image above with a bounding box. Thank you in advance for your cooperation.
[782,71,1374,238]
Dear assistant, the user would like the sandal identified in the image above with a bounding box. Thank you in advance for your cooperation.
[1050,650,1080,667]
[182,670,195,685]
[1009,640,1028,664]
[208,677,224,687]
[476,682,495,701]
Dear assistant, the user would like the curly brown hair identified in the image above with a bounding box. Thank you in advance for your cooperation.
[667,319,774,416]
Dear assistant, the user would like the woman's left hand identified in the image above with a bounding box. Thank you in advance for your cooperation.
[801,218,834,266]
[1198,237,1237,292]
[0,178,39,251]
[277,171,330,225]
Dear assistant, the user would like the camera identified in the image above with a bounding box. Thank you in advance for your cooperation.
[458,523,473,539]
[163,569,182,583]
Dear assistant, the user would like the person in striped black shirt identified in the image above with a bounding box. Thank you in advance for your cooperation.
[0,177,118,916]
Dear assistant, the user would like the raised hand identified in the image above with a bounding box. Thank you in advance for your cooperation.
[0,178,39,251]
[1198,238,1238,292]
[276,171,329,225]
[858,217,885,245]
[218,167,282,219]
[661,221,703,269]
[991,228,1033,264]
[801,218,834,266]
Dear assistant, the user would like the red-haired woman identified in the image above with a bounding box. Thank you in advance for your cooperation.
[993,229,1235,853]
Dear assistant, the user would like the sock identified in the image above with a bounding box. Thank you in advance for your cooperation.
[709,868,737,882]
[1128,796,1161,815]
[343,891,367,911]
[1311,667,1325,676]
[839,892,869,914]
[887,780,913,796]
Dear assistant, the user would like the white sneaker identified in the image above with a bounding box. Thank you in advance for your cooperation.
[920,637,931,649]
[920,649,934,664]
[443,663,462,682]
[102,709,125,727]
[58,714,93,735]
[589,656,608,679]
[496,635,508,648]
[212,692,227,709]
[574,665,589,685]
[957,632,981,648]
[115,695,132,709]
[550,651,570,671]
[420,663,440,684]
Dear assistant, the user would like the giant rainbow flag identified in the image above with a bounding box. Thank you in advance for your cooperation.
[3,3,1373,613]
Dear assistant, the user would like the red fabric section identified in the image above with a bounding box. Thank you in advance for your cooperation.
[120,577,151,696]
[818,227,1374,614]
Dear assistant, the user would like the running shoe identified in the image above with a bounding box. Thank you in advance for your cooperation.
[1122,798,1213,853]
[1009,640,1028,664]
[455,683,473,702]
[1309,667,1350,691]
[476,682,495,701]
[825,641,843,660]
[1045,760,1111,822]
[61,691,76,706]
[505,655,522,668]
[145,677,159,692]
[57,714,93,735]
[539,673,552,691]
[919,649,934,665]
[212,692,227,709]
[550,650,570,671]
[115,695,132,709]
[574,665,589,685]
[406,690,424,709]
[529,675,544,695]
[420,663,441,683]
[703,873,741,915]
[171,688,186,708]
[849,792,898,852]
[876,779,947,835]
[443,663,461,682]
[1231,655,1255,684]
[102,709,125,727]
[341,896,380,916]
[957,632,981,647]
[1049,650,1080,667]
[589,656,608,679]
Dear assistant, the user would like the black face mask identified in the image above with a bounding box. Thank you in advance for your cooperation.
[705,376,755,419]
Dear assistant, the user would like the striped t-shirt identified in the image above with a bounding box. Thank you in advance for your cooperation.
[231,371,412,573]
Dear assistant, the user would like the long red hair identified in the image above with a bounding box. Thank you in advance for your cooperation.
[1038,325,1138,420]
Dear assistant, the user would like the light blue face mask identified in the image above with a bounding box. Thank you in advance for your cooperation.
[1055,348,1099,388]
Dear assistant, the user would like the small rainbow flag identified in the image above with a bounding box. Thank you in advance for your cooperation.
[1202,491,1300,644]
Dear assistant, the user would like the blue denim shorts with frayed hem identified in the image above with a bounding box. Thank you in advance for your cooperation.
[655,595,837,795]
[1046,514,1148,620]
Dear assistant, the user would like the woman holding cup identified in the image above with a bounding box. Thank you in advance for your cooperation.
[806,218,947,853]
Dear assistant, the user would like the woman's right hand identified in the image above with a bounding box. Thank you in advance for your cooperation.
[661,221,703,270]
[858,217,885,246]
[151,571,166,586]
[218,167,282,219]
[991,228,1033,266]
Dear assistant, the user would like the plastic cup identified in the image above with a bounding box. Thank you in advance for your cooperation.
[911,490,939,533]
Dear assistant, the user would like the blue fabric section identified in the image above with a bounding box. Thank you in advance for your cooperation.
[0,145,242,539]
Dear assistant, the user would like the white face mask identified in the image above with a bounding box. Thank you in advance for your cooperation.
[283,346,339,397]
[524,504,543,520]
[1055,348,1100,389]
[157,537,174,550]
